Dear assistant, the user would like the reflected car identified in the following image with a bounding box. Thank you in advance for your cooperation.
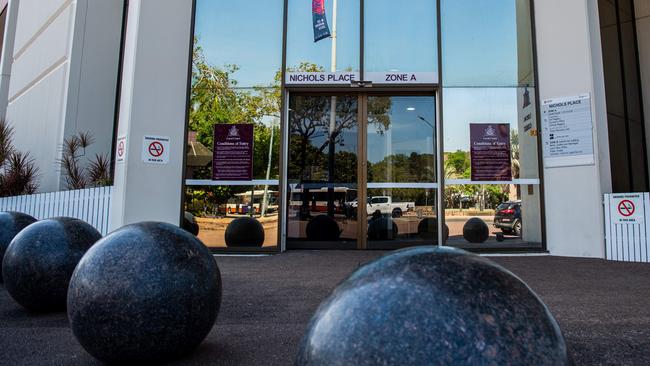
[494,201,522,236]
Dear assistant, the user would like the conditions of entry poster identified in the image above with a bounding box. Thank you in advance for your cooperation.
[213,124,254,181]
[470,123,512,181]
[312,0,331,42]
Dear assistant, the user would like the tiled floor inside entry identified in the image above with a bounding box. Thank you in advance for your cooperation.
[1,251,650,365]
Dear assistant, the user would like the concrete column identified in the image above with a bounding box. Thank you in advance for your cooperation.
[108,0,193,231]
[534,0,611,258]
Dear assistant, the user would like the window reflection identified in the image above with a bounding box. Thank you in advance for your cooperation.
[286,0,360,74]
[367,96,436,183]
[441,0,535,87]
[364,0,437,76]
[194,0,283,87]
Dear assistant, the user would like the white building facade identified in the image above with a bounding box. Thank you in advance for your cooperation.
[0,0,648,259]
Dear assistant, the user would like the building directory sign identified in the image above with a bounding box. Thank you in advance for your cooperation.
[542,94,595,168]
[213,124,254,181]
[470,123,512,181]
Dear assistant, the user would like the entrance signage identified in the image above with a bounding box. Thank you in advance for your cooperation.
[286,72,359,85]
[312,0,331,42]
[366,72,438,85]
[542,94,595,168]
[610,193,644,224]
[116,136,127,164]
[213,124,254,181]
[470,123,512,181]
[141,135,170,164]
[285,72,438,85]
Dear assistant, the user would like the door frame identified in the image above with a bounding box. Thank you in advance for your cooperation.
[281,88,441,250]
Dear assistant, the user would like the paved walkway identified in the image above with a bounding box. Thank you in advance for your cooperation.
[1,251,650,365]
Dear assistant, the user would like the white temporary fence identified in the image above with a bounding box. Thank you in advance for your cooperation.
[604,193,650,263]
[0,186,113,235]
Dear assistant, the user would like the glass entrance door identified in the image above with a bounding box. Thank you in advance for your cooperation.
[286,93,438,249]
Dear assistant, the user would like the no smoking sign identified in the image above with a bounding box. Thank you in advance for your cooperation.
[142,135,170,164]
[611,194,644,224]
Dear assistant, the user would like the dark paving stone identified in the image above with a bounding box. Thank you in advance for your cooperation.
[0,251,649,365]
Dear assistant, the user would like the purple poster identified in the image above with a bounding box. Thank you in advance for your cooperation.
[213,124,254,181]
[470,123,512,181]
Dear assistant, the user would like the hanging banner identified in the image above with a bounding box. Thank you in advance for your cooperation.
[470,123,512,181]
[213,124,254,181]
[312,0,331,43]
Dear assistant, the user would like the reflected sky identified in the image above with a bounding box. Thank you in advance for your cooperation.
[194,1,533,152]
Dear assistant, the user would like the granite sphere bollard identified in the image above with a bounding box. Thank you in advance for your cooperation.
[67,222,221,364]
[0,212,37,283]
[225,217,265,247]
[417,217,449,242]
[296,247,569,366]
[463,217,490,243]
[367,217,398,240]
[306,215,341,241]
[2,217,101,312]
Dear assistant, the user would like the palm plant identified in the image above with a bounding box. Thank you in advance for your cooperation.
[0,120,39,197]
[59,132,112,189]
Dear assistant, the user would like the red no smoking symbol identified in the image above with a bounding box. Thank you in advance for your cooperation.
[148,141,164,157]
[618,200,635,217]
[117,141,125,157]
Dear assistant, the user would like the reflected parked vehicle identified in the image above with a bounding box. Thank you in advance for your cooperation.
[494,201,522,236]
[348,196,415,218]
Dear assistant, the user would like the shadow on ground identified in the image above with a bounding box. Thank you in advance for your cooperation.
[1,251,650,365]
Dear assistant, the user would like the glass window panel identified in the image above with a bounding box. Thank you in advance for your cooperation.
[286,0,360,73]
[441,0,535,87]
[187,88,281,180]
[286,95,359,247]
[364,0,438,81]
[367,96,437,183]
[443,88,539,180]
[185,185,279,249]
[194,0,284,87]
[444,184,542,248]
[366,188,440,249]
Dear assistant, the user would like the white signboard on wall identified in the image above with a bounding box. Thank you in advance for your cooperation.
[142,135,170,164]
[541,94,595,167]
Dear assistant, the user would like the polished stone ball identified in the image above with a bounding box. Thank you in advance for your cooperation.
[0,212,37,283]
[367,217,398,240]
[463,217,490,243]
[417,217,449,243]
[225,217,265,247]
[2,217,101,312]
[296,247,569,366]
[67,222,221,364]
[306,215,341,241]
[183,211,200,236]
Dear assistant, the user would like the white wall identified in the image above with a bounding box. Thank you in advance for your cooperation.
[3,0,123,193]
[108,0,193,230]
[534,0,611,258]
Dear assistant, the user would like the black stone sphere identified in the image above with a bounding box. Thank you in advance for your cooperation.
[417,217,449,242]
[225,217,265,247]
[463,217,490,243]
[183,211,200,236]
[0,212,37,283]
[367,217,398,240]
[296,247,569,365]
[2,217,101,312]
[306,215,341,241]
[67,222,221,364]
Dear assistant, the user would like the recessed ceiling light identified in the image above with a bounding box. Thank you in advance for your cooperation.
[407,107,416,111]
